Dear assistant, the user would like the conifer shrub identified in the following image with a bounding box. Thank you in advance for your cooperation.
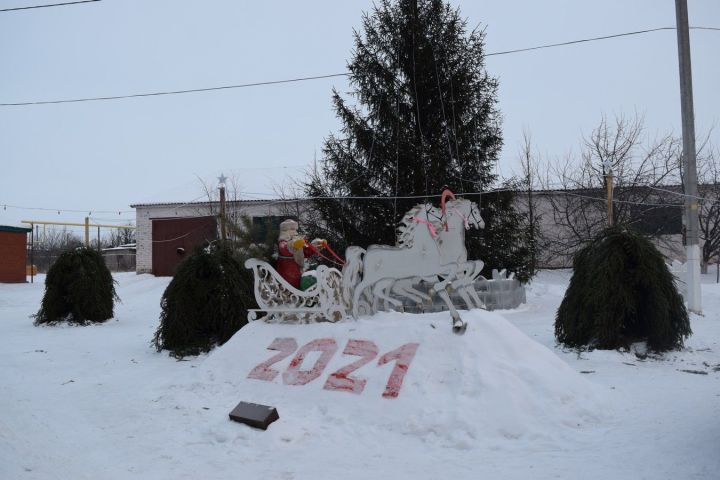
[152,243,254,358]
[555,227,691,352]
[35,247,118,325]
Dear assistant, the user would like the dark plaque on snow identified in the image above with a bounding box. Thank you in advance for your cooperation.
[228,401,279,430]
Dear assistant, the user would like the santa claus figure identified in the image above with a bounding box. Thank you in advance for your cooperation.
[276,219,324,290]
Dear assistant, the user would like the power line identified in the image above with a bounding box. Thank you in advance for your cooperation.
[0,0,100,13]
[2,26,717,107]
[240,186,720,209]
[5,185,709,219]
[1,203,133,214]
[486,27,677,56]
[0,73,349,107]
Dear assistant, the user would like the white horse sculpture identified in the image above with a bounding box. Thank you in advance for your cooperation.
[390,199,485,310]
[342,197,483,332]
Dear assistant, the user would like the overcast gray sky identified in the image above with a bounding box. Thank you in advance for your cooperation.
[1,0,718,232]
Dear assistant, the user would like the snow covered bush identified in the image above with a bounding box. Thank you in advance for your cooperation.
[555,227,691,352]
[35,247,118,325]
[152,243,253,358]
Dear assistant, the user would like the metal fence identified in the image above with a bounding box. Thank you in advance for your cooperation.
[29,250,136,273]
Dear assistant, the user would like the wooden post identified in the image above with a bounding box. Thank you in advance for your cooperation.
[607,171,614,227]
[219,185,227,242]
[85,217,90,246]
[30,223,34,284]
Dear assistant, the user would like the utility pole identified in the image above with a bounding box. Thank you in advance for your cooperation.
[675,0,701,313]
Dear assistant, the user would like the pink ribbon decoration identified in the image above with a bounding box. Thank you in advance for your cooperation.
[440,189,456,231]
[452,207,470,229]
[411,216,438,237]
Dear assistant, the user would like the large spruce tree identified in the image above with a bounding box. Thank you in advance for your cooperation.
[305,0,533,279]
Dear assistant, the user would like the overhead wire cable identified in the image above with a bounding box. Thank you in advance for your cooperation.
[247,186,715,208]
[393,31,401,227]
[0,73,348,107]
[1,191,217,216]
[430,39,456,166]
[1,26,718,107]
[1,203,133,214]
[0,0,100,12]
[644,184,713,202]
[485,27,676,56]
[6,186,709,214]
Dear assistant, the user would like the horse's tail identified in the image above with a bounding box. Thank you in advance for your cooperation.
[342,246,365,310]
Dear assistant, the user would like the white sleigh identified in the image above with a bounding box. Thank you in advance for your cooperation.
[244,258,347,323]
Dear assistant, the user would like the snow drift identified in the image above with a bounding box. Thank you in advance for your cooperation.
[195,309,606,449]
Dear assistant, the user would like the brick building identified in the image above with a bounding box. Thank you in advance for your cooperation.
[0,225,31,283]
[130,199,308,275]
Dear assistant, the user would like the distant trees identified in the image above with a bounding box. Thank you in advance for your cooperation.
[695,145,720,272]
[516,132,541,277]
[532,114,720,272]
[538,114,684,264]
[105,226,135,247]
[32,227,83,272]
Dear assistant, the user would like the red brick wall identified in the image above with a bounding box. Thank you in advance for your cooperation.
[0,231,28,283]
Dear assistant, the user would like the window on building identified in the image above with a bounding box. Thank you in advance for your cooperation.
[630,205,682,235]
[251,216,290,243]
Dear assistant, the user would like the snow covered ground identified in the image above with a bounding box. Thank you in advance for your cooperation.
[1,270,719,480]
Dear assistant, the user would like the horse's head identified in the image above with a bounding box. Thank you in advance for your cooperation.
[467,201,484,229]
[446,198,484,230]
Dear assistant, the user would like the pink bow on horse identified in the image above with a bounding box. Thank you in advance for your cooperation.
[410,216,438,237]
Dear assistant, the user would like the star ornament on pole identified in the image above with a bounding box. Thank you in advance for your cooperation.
[218,173,228,188]
[602,159,612,175]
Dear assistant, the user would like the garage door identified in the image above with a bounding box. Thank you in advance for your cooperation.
[151,216,218,276]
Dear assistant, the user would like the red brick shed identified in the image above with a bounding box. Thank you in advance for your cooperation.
[0,225,31,283]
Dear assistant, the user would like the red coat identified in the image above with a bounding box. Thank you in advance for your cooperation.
[276,240,315,289]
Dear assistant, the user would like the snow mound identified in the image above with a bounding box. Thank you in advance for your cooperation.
[188,309,607,450]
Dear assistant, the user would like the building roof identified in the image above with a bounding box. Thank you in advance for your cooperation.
[0,225,32,233]
[102,245,137,252]
[130,198,307,208]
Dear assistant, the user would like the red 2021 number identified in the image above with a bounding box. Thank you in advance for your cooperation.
[247,337,297,382]
[283,338,338,386]
[377,342,419,398]
[248,338,419,398]
[323,339,378,394]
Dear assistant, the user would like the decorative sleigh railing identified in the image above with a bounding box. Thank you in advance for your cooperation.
[244,258,347,323]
